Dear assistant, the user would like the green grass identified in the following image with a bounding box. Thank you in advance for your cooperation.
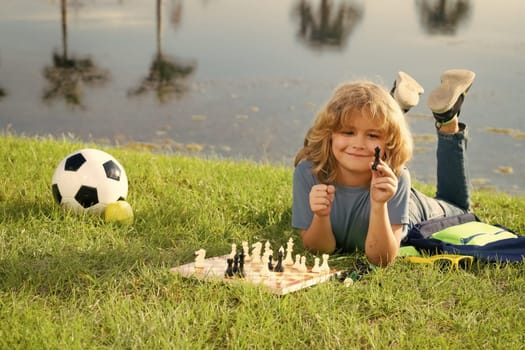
[1,134,524,349]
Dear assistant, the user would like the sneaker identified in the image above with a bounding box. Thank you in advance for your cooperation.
[427,69,475,126]
[390,71,424,113]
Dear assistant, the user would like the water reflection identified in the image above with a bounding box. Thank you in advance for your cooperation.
[0,0,523,193]
[42,0,110,108]
[415,0,471,35]
[293,0,364,50]
[127,0,196,103]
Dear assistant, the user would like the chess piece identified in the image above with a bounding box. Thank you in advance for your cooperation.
[292,254,302,270]
[229,243,237,258]
[251,242,262,264]
[263,241,273,261]
[261,250,270,266]
[273,248,284,272]
[283,239,294,266]
[312,257,321,273]
[225,258,234,277]
[238,251,245,278]
[232,253,240,275]
[267,255,274,271]
[320,254,330,273]
[264,240,271,254]
[242,241,251,261]
[194,249,206,268]
[260,256,271,276]
[298,256,307,272]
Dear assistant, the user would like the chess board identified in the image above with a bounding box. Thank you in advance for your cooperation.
[170,254,340,295]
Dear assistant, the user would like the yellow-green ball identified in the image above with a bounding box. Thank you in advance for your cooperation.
[104,200,134,225]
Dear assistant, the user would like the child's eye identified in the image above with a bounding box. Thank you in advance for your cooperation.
[368,133,379,138]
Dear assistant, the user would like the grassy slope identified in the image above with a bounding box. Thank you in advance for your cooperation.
[0,135,524,349]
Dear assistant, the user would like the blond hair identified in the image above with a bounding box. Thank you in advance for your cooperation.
[294,81,413,183]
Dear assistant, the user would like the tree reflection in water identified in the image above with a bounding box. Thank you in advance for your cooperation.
[42,0,109,108]
[416,0,471,35]
[127,0,196,103]
[293,0,364,50]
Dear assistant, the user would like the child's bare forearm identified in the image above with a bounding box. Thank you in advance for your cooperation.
[301,215,336,254]
[365,202,400,266]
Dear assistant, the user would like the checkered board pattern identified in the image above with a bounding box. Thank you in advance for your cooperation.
[170,254,339,295]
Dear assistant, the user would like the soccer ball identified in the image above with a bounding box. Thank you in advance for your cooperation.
[51,148,128,215]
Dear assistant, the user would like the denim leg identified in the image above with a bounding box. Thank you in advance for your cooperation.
[435,123,471,211]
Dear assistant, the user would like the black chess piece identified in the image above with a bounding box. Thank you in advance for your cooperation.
[238,251,245,278]
[225,258,234,277]
[232,253,240,275]
[372,146,380,170]
[273,251,284,272]
[267,255,274,271]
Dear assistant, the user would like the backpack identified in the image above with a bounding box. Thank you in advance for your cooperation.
[404,213,525,263]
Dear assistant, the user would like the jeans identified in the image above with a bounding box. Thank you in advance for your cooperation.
[408,123,470,226]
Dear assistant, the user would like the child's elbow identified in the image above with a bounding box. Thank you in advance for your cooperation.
[300,230,336,255]
[366,253,396,268]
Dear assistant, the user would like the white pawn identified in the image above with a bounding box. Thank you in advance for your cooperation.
[311,257,321,273]
[260,251,271,276]
[292,254,302,270]
[251,242,262,263]
[320,254,330,273]
[297,256,307,272]
[194,249,206,268]
[260,262,271,276]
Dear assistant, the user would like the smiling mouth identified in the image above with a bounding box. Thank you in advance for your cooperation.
[347,152,370,158]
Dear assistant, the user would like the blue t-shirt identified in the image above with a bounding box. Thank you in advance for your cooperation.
[292,160,411,252]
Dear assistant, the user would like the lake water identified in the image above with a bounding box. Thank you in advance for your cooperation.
[1,0,524,194]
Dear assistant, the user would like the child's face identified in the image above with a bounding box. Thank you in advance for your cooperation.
[331,112,386,183]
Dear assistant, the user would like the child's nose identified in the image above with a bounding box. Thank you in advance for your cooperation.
[352,135,367,149]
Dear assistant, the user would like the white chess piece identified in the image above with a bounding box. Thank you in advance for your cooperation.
[261,250,270,266]
[320,254,330,273]
[312,257,321,273]
[298,256,307,272]
[263,240,272,257]
[194,249,206,268]
[229,243,237,258]
[242,241,251,261]
[292,254,301,270]
[283,239,294,266]
[260,263,271,276]
[260,251,271,276]
[251,242,262,263]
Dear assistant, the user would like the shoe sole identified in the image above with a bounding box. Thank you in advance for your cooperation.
[427,69,475,113]
[394,71,424,110]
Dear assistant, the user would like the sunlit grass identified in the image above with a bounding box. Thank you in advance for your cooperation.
[1,134,524,349]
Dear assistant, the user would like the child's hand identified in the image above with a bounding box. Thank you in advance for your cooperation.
[309,184,335,217]
[370,161,398,204]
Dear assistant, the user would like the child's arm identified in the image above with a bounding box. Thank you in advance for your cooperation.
[300,184,336,253]
[365,202,404,266]
[365,162,404,266]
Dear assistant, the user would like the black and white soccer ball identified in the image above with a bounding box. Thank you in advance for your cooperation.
[51,148,128,215]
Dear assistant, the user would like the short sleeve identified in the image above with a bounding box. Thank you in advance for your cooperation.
[292,161,318,230]
[387,167,411,226]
